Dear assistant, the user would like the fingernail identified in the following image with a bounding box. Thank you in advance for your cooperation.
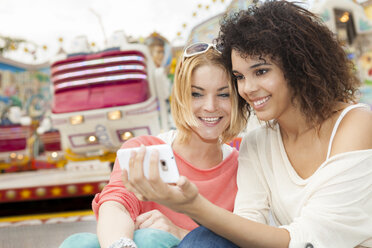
[139,145,146,152]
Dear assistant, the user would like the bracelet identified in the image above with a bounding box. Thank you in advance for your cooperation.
[108,237,137,248]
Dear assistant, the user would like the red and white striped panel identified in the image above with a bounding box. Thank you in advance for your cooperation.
[0,125,31,152]
[51,50,150,113]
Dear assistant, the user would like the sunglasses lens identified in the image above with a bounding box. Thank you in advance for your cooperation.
[185,43,210,56]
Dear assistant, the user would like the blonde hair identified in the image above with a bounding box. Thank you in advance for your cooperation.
[171,48,248,144]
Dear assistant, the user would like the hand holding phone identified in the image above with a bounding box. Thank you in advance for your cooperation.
[117,144,180,184]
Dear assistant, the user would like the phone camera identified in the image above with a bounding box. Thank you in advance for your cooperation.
[160,159,168,171]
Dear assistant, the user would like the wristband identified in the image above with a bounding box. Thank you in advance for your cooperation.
[108,237,137,248]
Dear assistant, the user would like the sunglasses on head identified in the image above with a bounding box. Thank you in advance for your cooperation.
[182,42,222,61]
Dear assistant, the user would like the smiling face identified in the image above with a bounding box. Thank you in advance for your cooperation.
[190,64,231,142]
[231,49,294,122]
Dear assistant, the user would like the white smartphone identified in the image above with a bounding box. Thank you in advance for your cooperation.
[117,144,180,184]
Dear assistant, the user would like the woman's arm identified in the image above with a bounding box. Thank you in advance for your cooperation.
[93,137,146,247]
[95,135,190,247]
[124,147,290,248]
[126,145,372,248]
[189,193,290,248]
[97,201,135,248]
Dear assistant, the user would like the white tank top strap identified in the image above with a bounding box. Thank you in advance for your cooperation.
[326,103,368,160]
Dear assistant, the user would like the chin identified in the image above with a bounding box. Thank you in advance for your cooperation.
[197,134,220,143]
[255,112,273,122]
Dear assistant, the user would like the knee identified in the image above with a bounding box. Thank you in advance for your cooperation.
[59,232,100,248]
[134,228,180,248]
[178,226,238,248]
[177,226,211,247]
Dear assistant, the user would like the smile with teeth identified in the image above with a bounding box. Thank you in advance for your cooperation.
[253,96,271,106]
[200,117,221,124]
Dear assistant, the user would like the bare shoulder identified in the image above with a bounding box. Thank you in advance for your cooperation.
[331,106,372,156]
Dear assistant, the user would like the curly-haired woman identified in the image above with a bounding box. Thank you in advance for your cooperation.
[124,1,372,247]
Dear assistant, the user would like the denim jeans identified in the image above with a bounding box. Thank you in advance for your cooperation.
[177,226,239,248]
[59,228,180,248]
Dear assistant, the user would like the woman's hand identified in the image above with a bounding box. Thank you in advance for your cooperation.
[135,210,189,239]
[122,146,199,213]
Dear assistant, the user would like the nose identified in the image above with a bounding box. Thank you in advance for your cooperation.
[203,95,217,112]
[238,78,258,97]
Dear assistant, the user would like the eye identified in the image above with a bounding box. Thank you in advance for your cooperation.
[218,93,230,98]
[192,92,202,98]
[255,68,269,76]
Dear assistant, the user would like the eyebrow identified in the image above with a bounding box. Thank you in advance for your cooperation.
[192,85,229,91]
[232,62,271,74]
[250,62,271,69]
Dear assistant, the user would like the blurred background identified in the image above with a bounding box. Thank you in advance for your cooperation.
[0,0,371,247]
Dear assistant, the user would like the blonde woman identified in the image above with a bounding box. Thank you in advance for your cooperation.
[60,43,247,248]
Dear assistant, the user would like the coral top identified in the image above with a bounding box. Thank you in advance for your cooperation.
[92,135,238,230]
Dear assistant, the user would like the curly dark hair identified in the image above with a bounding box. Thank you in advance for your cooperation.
[216,0,360,126]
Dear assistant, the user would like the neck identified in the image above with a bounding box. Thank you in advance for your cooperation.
[278,101,348,141]
[277,105,315,141]
[173,132,223,169]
